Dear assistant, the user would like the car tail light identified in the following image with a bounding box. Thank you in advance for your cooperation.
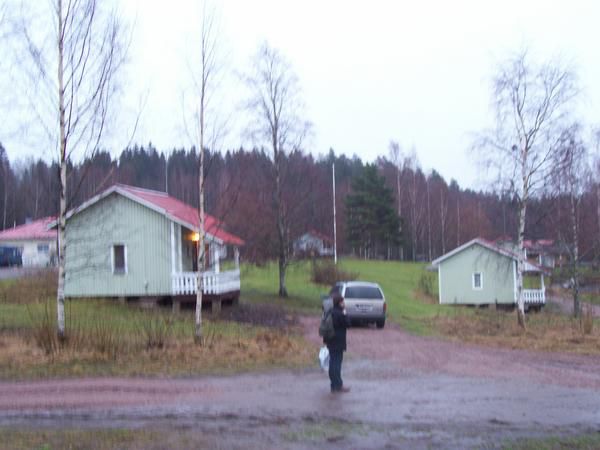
[383,302,387,313]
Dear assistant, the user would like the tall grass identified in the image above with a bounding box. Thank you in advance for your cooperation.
[26,300,59,356]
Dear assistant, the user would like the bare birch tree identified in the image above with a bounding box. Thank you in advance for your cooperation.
[439,183,448,254]
[475,50,578,327]
[389,140,404,260]
[10,0,127,338]
[244,42,311,298]
[554,124,588,317]
[593,129,600,258]
[406,150,423,261]
[186,3,223,343]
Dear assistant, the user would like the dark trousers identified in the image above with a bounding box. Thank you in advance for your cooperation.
[328,349,344,391]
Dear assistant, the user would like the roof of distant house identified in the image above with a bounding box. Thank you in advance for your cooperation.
[58,184,244,246]
[523,239,555,249]
[302,230,333,244]
[432,237,546,273]
[0,217,57,242]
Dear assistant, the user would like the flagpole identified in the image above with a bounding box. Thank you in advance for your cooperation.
[333,162,337,265]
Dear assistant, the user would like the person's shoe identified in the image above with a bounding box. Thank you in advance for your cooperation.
[338,386,350,393]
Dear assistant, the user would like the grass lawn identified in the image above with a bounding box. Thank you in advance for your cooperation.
[241,258,600,353]
[501,432,600,450]
[241,258,455,334]
[581,292,600,306]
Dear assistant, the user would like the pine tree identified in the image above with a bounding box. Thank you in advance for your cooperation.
[346,164,401,259]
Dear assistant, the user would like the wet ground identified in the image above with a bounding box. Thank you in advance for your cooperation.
[1,318,599,449]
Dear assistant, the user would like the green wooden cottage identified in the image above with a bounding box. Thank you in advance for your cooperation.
[57,184,244,307]
[431,238,546,309]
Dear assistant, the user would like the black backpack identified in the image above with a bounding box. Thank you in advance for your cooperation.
[319,309,335,341]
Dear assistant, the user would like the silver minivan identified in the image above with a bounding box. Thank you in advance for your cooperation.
[322,281,386,328]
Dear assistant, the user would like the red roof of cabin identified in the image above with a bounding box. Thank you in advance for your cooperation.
[118,185,244,246]
[0,217,57,241]
[305,229,333,244]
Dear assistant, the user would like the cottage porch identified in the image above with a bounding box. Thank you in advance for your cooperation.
[169,221,242,312]
[522,272,546,310]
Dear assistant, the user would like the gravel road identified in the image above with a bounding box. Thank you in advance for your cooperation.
[1,318,599,449]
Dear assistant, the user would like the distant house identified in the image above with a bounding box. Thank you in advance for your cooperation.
[293,230,334,257]
[56,184,244,307]
[0,217,57,267]
[495,237,568,269]
[432,238,547,310]
[523,239,569,269]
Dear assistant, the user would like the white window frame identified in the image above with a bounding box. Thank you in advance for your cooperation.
[111,244,128,275]
[472,272,483,290]
[37,243,50,254]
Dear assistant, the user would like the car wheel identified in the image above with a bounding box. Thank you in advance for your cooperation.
[376,319,385,329]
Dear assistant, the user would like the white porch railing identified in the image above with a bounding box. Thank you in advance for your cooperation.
[172,269,241,296]
[522,289,545,305]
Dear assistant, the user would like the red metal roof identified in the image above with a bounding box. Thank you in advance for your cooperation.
[0,217,57,241]
[305,229,333,244]
[118,185,244,246]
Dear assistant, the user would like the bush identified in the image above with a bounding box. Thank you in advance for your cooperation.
[417,272,435,297]
[27,300,60,356]
[139,311,174,349]
[311,260,358,286]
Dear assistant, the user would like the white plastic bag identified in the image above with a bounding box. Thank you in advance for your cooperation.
[318,346,330,371]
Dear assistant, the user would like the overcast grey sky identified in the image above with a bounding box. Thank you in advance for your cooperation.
[3,0,600,189]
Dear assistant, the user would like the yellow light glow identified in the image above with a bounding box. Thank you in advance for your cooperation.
[191,232,200,242]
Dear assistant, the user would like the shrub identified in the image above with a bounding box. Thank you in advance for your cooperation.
[26,300,60,356]
[311,260,357,286]
[140,311,174,349]
[417,272,435,298]
[88,316,123,359]
[580,304,594,335]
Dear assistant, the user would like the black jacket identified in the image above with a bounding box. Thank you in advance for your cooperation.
[326,304,349,352]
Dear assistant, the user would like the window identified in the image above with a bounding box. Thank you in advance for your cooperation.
[472,272,483,290]
[112,245,127,274]
[37,244,50,254]
[344,286,384,299]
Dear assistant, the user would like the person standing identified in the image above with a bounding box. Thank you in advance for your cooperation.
[325,294,350,393]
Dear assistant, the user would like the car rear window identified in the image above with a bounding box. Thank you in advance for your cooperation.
[344,286,383,299]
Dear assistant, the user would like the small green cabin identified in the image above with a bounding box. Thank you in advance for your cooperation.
[58,184,244,302]
[432,238,545,309]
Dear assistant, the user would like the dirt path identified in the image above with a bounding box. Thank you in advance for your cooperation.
[1,318,599,449]
[547,291,600,317]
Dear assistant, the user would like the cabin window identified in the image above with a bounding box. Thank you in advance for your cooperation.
[472,272,483,290]
[37,244,49,253]
[112,244,127,274]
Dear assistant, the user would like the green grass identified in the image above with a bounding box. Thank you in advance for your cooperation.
[0,428,205,450]
[581,293,600,306]
[502,432,600,450]
[241,258,454,335]
[241,262,324,311]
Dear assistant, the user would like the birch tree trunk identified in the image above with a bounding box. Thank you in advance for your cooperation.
[56,0,67,338]
[516,194,527,327]
[194,4,220,342]
[570,189,580,317]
